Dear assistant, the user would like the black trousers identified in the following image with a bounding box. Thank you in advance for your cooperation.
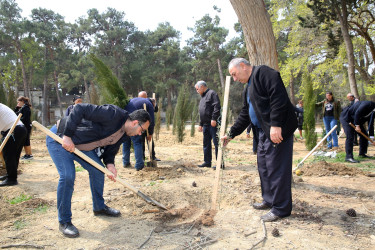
[2,125,27,180]
[340,119,368,159]
[257,129,293,217]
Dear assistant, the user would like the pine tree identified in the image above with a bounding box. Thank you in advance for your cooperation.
[303,73,317,150]
[190,101,198,137]
[0,83,6,104]
[175,85,193,142]
[89,83,100,105]
[89,54,128,108]
[166,105,173,130]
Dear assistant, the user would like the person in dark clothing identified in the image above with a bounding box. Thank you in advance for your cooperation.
[15,96,33,160]
[138,91,160,161]
[65,95,83,117]
[222,58,297,222]
[346,93,359,146]
[195,80,221,168]
[122,97,155,171]
[340,101,375,163]
[0,103,27,187]
[295,100,304,140]
[47,104,150,238]
[246,123,258,154]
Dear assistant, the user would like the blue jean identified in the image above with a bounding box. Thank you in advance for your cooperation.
[203,125,219,165]
[46,125,105,224]
[323,116,338,148]
[122,135,144,170]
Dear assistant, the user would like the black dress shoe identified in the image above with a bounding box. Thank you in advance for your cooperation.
[212,163,225,170]
[261,211,281,222]
[252,202,270,210]
[0,175,8,181]
[359,154,373,158]
[345,158,359,163]
[59,222,79,238]
[94,205,121,217]
[0,178,18,187]
[153,157,161,161]
[198,162,211,168]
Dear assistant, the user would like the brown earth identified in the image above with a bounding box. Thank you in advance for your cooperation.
[0,125,375,249]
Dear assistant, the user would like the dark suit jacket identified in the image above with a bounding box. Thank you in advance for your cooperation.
[230,65,297,140]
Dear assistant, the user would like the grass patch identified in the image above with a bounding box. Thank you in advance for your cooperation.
[13,219,27,230]
[34,204,49,214]
[75,166,84,172]
[8,194,32,205]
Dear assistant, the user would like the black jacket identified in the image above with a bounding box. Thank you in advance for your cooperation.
[199,88,221,126]
[63,103,129,165]
[229,65,297,140]
[15,104,32,130]
[340,101,375,126]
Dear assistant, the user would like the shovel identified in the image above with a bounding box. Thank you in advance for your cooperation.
[143,103,157,167]
[32,121,167,210]
[0,114,22,153]
[349,123,375,144]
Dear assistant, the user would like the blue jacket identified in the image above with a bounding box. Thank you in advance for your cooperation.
[125,97,155,135]
[63,103,129,165]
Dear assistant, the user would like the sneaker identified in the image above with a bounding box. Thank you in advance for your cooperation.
[20,155,27,160]
[22,155,33,160]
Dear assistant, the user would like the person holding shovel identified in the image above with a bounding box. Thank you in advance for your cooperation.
[195,80,221,169]
[122,97,155,171]
[222,58,297,222]
[340,100,375,163]
[46,104,150,238]
[0,103,27,187]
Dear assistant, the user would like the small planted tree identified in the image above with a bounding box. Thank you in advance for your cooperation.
[89,83,100,105]
[155,100,162,140]
[175,85,193,142]
[166,105,173,130]
[190,101,198,137]
[302,73,317,150]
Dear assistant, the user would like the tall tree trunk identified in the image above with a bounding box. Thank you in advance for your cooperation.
[84,76,91,103]
[335,2,359,99]
[217,58,225,91]
[230,0,279,70]
[15,39,30,98]
[53,70,63,117]
[289,72,296,105]
[42,76,49,126]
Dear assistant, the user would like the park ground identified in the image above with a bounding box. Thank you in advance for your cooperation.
[0,124,375,249]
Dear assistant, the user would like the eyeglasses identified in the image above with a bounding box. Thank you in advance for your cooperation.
[138,123,146,133]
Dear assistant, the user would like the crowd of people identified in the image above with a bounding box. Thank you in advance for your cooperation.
[1,57,375,238]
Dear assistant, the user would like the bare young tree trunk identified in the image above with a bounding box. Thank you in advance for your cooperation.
[289,72,296,105]
[42,76,49,126]
[230,0,279,70]
[335,2,359,99]
[217,58,225,91]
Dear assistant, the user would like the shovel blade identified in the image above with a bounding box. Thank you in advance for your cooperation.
[137,190,167,210]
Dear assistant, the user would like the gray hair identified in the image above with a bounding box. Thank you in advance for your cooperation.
[195,80,207,88]
[228,58,251,70]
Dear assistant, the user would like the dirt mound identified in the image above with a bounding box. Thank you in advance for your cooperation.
[155,205,200,223]
[292,199,322,223]
[302,161,364,176]
[0,198,53,221]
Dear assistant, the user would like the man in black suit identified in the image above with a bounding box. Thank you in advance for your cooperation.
[340,101,375,163]
[222,58,297,222]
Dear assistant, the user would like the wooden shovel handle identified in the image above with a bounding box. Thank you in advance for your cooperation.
[349,123,374,144]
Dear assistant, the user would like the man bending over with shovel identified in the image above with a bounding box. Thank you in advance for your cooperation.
[46,104,150,238]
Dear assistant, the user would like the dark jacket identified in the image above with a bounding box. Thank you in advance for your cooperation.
[230,65,297,140]
[15,104,32,131]
[199,88,221,126]
[125,97,155,135]
[340,101,375,126]
[63,103,129,165]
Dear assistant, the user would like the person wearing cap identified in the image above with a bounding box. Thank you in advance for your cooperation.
[340,100,375,163]
[195,80,221,169]
[0,103,27,186]
[65,95,83,117]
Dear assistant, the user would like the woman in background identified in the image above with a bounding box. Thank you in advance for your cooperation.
[15,96,33,160]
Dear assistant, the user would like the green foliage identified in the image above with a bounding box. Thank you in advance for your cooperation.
[13,219,27,230]
[302,73,317,150]
[190,101,199,137]
[89,83,101,105]
[0,83,6,103]
[89,53,128,107]
[34,204,49,213]
[75,165,84,172]
[7,88,16,108]
[8,193,32,204]
[154,100,162,140]
[175,85,193,142]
